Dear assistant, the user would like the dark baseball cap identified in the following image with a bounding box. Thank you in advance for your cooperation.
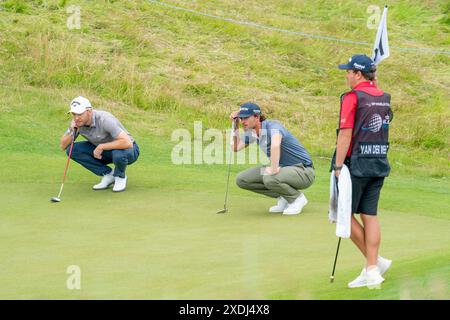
[238,102,261,118]
[338,54,374,73]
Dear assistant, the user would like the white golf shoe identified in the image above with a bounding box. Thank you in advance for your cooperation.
[113,176,127,192]
[282,194,308,215]
[348,263,387,289]
[93,172,115,190]
[366,266,385,289]
[269,197,289,213]
[348,268,367,288]
[378,256,392,276]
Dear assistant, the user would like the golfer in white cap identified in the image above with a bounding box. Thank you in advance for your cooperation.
[60,96,140,192]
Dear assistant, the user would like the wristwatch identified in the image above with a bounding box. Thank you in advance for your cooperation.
[333,164,343,171]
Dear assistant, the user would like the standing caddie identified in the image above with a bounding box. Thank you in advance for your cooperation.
[334,54,393,288]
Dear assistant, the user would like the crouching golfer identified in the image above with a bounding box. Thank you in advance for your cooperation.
[334,55,393,288]
[231,103,315,215]
[60,96,139,192]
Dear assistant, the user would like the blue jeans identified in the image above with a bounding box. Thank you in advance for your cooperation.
[66,141,140,178]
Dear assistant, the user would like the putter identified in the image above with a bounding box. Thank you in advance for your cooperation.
[216,120,237,214]
[50,128,78,203]
[330,175,341,282]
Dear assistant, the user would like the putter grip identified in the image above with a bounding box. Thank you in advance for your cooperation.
[230,121,237,145]
[73,127,79,140]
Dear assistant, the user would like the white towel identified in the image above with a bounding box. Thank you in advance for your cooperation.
[328,164,352,238]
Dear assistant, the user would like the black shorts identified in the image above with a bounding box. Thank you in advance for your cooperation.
[351,176,385,215]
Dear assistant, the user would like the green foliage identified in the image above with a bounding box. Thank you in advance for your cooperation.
[0,0,449,178]
[1,0,29,13]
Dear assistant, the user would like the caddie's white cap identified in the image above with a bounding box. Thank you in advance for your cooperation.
[69,96,92,114]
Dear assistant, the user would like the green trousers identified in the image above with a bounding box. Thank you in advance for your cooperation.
[236,164,315,203]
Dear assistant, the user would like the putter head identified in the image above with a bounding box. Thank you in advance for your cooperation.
[216,207,228,214]
[50,197,61,203]
[330,276,334,283]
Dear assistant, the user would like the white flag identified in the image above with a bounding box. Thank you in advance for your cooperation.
[372,6,389,65]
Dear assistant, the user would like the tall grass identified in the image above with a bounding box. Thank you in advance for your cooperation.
[0,0,449,176]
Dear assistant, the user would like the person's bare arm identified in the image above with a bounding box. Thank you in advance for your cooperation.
[230,111,247,152]
[265,133,282,175]
[60,120,77,150]
[334,128,352,177]
[93,131,133,159]
[232,123,247,152]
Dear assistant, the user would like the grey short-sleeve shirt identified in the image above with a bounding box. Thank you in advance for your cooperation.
[242,120,313,167]
[76,110,134,146]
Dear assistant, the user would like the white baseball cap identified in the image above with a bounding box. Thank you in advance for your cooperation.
[69,96,93,114]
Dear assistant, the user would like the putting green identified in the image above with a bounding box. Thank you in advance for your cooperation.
[1,155,448,299]
[1,0,449,300]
